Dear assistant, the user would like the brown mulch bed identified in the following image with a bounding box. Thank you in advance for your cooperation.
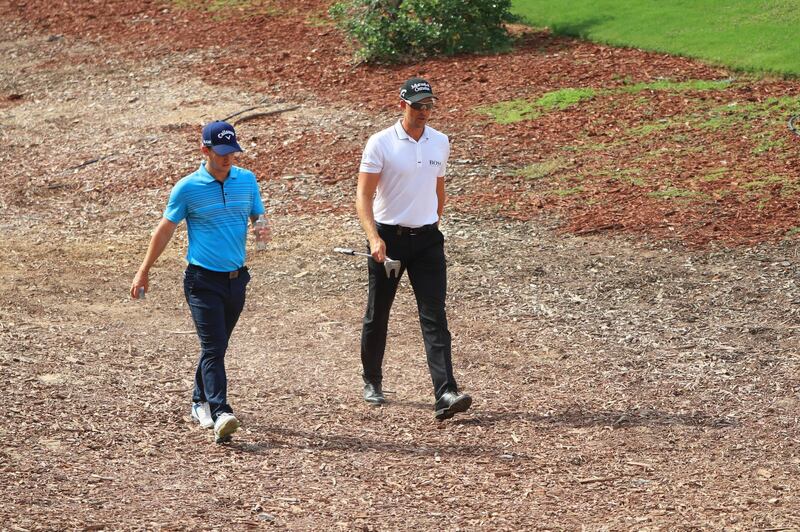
[6,0,800,247]
[3,2,800,530]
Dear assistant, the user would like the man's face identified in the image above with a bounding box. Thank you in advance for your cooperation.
[402,97,435,128]
[203,146,236,175]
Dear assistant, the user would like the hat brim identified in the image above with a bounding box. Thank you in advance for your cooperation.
[211,143,243,155]
[404,92,438,103]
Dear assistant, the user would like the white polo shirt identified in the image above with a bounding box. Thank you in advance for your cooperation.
[360,120,450,227]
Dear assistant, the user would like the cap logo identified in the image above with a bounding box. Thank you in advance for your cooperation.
[411,82,431,93]
[202,121,243,154]
[400,89,407,98]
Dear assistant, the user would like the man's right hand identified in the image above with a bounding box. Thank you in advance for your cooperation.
[369,237,387,263]
[130,270,148,299]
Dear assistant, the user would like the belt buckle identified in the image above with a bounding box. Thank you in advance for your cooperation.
[229,270,239,279]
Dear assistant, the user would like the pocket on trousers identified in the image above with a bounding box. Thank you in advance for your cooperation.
[184,269,212,294]
[183,269,197,291]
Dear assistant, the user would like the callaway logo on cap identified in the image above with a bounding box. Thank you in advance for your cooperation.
[399,77,438,103]
[201,120,244,155]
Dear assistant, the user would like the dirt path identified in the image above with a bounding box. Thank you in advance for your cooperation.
[2,10,800,532]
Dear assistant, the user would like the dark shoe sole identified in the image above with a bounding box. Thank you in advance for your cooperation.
[364,396,386,406]
[435,395,472,420]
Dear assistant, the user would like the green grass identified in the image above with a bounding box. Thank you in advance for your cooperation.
[511,0,800,76]
[698,96,800,130]
[549,186,584,197]
[741,175,800,196]
[619,79,732,93]
[752,136,787,155]
[699,168,728,182]
[615,168,646,186]
[618,95,800,144]
[627,121,671,137]
[536,88,596,110]
[479,99,541,124]
[481,79,732,124]
[515,158,565,180]
[785,227,800,238]
[478,88,596,123]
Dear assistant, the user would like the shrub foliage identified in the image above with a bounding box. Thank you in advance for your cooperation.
[329,0,516,64]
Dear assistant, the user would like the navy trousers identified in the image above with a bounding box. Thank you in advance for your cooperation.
[360,224,458,400]
[183,264,250,420]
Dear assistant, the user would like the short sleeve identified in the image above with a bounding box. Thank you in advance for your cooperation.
[359,134,383,174]
[163,182,188,223]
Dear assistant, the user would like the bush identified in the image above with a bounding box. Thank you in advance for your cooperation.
[329,0,516,64]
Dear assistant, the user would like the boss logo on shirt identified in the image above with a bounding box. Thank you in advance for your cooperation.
[429,160,442,166]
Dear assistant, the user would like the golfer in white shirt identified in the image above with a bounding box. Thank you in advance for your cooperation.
[355,77,472,420]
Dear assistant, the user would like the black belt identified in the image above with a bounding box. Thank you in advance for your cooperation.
[187,263,247,279]
[377,222,438,236]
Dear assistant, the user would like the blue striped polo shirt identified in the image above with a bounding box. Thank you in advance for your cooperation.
[164,163,265,272]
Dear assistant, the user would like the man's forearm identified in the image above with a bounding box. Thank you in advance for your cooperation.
[138,219,177,273]
[356,195,380,243]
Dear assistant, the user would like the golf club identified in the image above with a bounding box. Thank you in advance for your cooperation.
[333,247,401,279]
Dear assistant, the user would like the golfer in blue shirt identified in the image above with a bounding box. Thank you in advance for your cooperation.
[131,120,269,443]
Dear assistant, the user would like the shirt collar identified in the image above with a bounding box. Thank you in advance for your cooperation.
[197,162,236,183]
[394,120,429,143]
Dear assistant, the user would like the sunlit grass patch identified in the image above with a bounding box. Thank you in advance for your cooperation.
[699,168,728,182]
[548,186,584,196]
[619,79,732,93]
[699,96,800,131]
[515,158,566,180]
[785,227,800,238]
[535,88,596,110]
[481,79,733,124]
[627,120,671,137]
[752,136,787,154]
[512,0,800,76]
[480,88,595,123]
[478,99,541,124]
[623,95,798,155]
[615,168,647,186]
[741,175,800,196]
[648,186,706,200]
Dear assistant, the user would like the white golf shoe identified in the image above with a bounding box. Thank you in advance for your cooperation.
[191,402,214,429]
[214,412,240,443]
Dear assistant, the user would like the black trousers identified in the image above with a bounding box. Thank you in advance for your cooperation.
[184,264,250,420]
[360,224,458,400]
